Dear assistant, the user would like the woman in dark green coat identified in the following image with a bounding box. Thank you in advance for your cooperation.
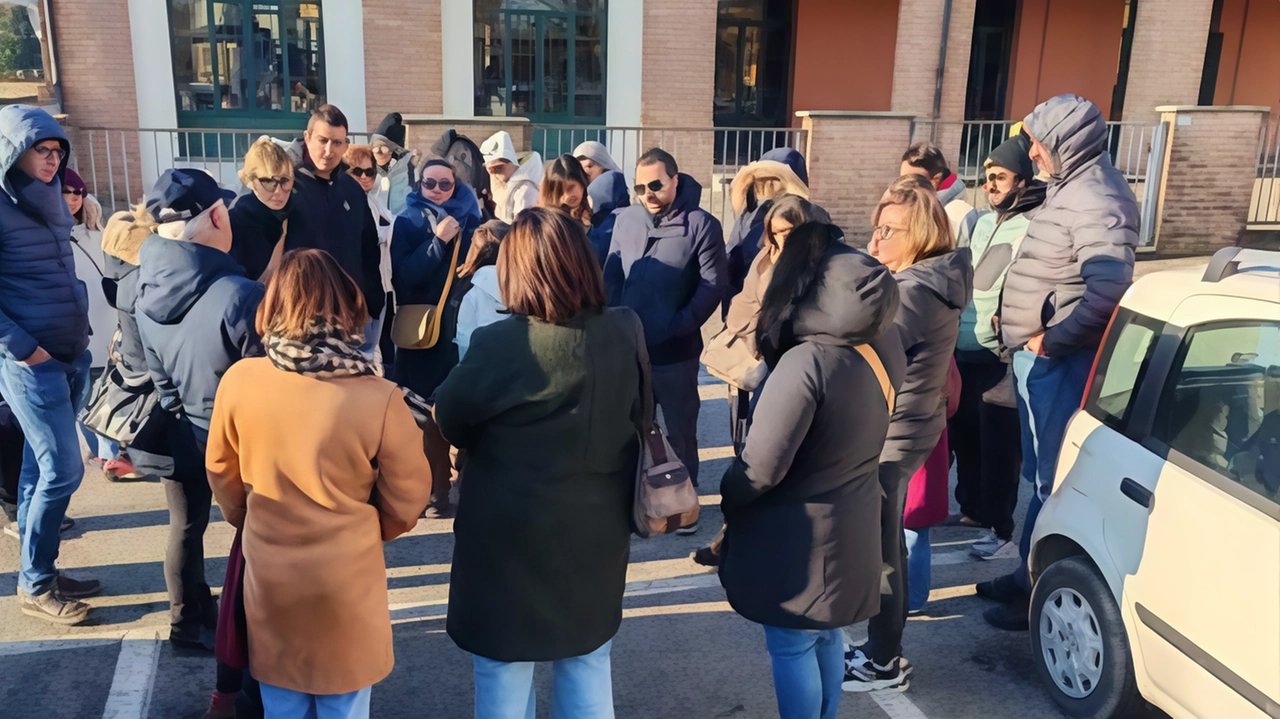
[434,207,643,718]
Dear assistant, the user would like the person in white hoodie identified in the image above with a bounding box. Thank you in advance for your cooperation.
[480,131,542,223]
[454,220,511,359]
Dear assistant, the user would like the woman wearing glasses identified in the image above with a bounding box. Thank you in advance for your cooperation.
[344,145,396,358]
[229,137,295,282]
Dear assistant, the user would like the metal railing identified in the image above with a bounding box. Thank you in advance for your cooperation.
[1251,125,1280,227]
[532,126,809,228]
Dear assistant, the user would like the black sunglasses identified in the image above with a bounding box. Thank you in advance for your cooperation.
[62,187,86,197]
[633,179,665,195]
[421,178,454,192]
[349,167,377,178]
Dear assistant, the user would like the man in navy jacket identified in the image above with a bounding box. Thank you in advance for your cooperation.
[605,148,727,506]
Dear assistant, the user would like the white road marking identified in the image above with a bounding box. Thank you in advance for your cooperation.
[0,637,121,657]
[871,690,932,719]
[101,628,160,719]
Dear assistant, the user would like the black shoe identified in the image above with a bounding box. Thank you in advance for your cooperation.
[56,573,101,598]
[975,573,1026,604]
[842,647,912,693]
[422,502,454,520]
[170,624,216,653]
[983,599,1030,631]
[61,517,74,533]
[691,545,719,567]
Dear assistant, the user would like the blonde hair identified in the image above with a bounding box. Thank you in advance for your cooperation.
[237,137,294,187]
[872,174,954,269]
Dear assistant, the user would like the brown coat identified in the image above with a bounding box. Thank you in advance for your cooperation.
[724,249,776,357]
[206,358,432,695]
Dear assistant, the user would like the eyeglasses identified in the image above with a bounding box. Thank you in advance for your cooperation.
[253,176,293,193]
[62,187,86,197]
[633,179,665,195]
[873,225,904,241]
[421,178,454,192]
[32,145,67,161]
[349,167,377,178]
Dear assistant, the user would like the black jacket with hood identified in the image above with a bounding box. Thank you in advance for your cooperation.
[718,244,907,630]
[228,190,290,281]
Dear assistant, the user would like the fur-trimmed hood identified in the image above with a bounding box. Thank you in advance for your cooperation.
[730,159,809,216]
[102,208,157,266]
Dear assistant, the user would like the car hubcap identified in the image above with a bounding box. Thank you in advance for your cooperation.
[1039,588,1105,699]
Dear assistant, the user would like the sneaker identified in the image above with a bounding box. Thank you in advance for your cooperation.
[201,691,237,719]
[422,501,454,520]
[970,530,1012,559]
[18,587,89,626]
[56,573,101,598]
[842,649,912,693]
[983,598,1030,631]
[61,517,74,533]
[975,573,1026,604]
[690,545,719,567]
[103,458,145,482]
[675,521,699,536]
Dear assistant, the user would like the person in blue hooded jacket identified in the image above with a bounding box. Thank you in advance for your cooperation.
[604,148,727,503]
[0,104,97,625]
[135,169,264,650]
[586,170,629,266]
[724,147,813,312]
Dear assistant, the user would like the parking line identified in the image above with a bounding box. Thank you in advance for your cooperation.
[871,690,931,719]
[101,629,160,719]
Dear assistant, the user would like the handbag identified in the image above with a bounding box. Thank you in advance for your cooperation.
[391,211,463,350]
[627,311,700,538]
[701,327,767,391]
[77,363,159,445]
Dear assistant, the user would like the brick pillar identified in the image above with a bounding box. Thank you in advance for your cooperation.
[890,0,977,164]
[363,0,444,132]
[1122,0,1214,122]
[1151,106,1270,256]
[640,0,717,186]
[798,111,917,244]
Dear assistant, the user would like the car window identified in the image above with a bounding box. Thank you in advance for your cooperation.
[1152,321,1280,505]
[1085,309,1162,432]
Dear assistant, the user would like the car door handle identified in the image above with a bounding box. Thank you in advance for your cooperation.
[1121,478,1154,509]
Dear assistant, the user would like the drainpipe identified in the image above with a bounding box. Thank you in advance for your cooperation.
[930,0,954,143]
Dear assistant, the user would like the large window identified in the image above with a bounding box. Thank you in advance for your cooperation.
[169,0,324,128]
[0,1,58,112]
[474,0,606,125]
[714,0,791,128]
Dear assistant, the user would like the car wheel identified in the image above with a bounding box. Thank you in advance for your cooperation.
[1030,556,1144,719]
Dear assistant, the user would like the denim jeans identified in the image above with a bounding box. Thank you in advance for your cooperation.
[472,640,615,719]
[358,311,385,361]
[762,625,844,719]
[79,366,120,461]
[0,350,92,595]
[259,681,371,719]
[1011,348,1095,593]
[904,527,931,612]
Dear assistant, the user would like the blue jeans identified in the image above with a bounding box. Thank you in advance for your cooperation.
[259,682,371,719]
[904,527,931,612]
[472,640,615,719]
[359,312,384,360]
[79,423,120,462]
[0,350,92,595]
[1011,348,1095,593]
[762,626,844,719]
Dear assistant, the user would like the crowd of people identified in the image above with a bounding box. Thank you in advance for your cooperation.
[0,91,1137,719]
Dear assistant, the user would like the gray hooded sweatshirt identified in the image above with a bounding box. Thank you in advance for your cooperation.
[1000,94,1138,357]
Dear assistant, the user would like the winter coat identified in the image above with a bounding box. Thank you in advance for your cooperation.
[1001,94,1139,357]
[69,217,114,368]
[432,129,490,214]
[492,152,542,224]
[361,189,395,294]
[721,249,775,359]
[376,154,415,218]
[454,265,506,359]
[206,359,431,695]
[587,171,630,266]
[287,159,385,318]
[903,358,961,529]
[603,173,728,365]
[0,105,88,363]
[228,190,289,282]
[725,148,811,302]
[719,245,906,630]
[134,235,264,444]
[390,182,483,398]
[882,250,973,472]
[957,183,1046,356]
[434,307,643,662]
[938,174,982,247]
[103,256,147,381]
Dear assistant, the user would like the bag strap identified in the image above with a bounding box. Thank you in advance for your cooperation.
[424,231,463,347]
[854,344,896,413]
[628,311,655,435]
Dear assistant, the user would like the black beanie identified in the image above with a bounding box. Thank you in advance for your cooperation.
[374,112,407,149]
[986,133,1034,181]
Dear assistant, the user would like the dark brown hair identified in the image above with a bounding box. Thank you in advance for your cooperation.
[539,154,592,226]
[498,207,605,324]
[256,248,369,341]
[308,104,349,132]
[459,220,510,278]
[637,147,678,177]
[901,142,949,180]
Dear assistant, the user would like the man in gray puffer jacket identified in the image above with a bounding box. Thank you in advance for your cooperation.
[980,94,1138,631]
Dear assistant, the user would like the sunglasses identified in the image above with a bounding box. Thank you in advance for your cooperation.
[62,187,86,197]
[349,167,377,178]
[254,176,293,193]
[633,179,665,195]
[421,178,454,192]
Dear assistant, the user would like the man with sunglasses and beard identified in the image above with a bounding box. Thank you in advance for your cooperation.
[604,148,727,522]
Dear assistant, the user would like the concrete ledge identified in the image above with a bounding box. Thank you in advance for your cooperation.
[1154,105,1271,114]
[400,115,531,125]
[796,110,918,120]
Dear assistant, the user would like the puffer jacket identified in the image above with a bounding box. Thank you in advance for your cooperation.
[455,265,507,359]
[725,148,811,302]
[882,250,973,471]
[1000,94,1139,357]
[587,171,630,266]
[0,105,88,363]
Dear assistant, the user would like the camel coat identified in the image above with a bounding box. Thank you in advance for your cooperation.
[206,358,432,695]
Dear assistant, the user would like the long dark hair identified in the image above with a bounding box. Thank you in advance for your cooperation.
[755,222,842,368]
[761,195,820,253]
[539,154,592,226]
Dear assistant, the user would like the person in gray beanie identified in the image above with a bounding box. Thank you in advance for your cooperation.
[371,112,419,216]
[573,140,621,184]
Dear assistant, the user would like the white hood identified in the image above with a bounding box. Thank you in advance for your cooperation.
[471,265,501,302]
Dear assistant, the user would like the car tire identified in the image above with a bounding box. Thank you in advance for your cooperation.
[1030,556,1144,719]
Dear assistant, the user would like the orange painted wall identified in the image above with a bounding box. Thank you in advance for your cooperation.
[1005,0,1127,120]
[1214,0,1280,121]
[789,0,899,121]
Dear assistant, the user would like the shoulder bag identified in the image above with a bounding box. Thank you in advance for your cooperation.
[701,328,767,391]
[391,211,463,350]
[78,363,158,446]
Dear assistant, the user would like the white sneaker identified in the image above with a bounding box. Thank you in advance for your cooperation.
[970,530,1012,560]
[675,521,699,536]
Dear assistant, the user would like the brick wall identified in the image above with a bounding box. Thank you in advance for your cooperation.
[363,0,443,133]
[801,112,916,243]
[1154,107,1269,255]
[640,0,716,184]
[1122,0,1213,121]
[890,0,976,170]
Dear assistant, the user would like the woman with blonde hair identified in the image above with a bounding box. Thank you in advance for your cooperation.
[843,174,973,693]
[206,248,432,719]
[229,137,294,281]
[538,154,592,227]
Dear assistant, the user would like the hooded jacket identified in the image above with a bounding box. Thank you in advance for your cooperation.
[587,171,630,266]
[603,173,728,365]
[0,105,88,363]
[100,210,155,384]
[725,148,811,301]
[455,265,506,359]
[228,190,289,281]
[432,129,490,212]
[134,235,264,443]
[1001,94,1138,357]
[492,151,542,224]
[937,173,981,247]
[718,245,906,630]
[883,249,974,470]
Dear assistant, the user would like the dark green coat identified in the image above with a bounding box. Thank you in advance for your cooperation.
[434,307,643,662]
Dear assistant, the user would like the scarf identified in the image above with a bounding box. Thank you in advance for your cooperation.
[265,320,432,427]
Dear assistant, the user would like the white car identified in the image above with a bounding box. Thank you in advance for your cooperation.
[1028,247,1280,719]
